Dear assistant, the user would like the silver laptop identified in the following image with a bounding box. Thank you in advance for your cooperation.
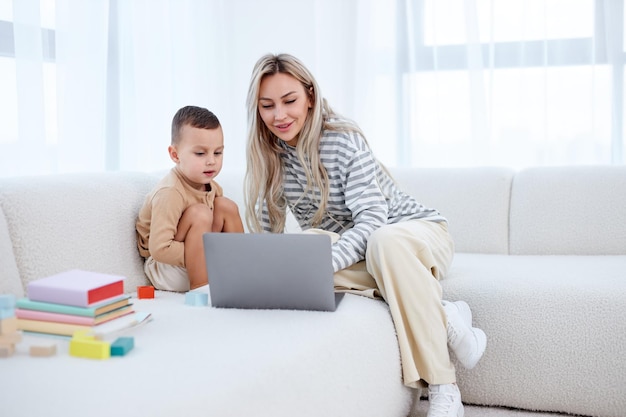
[203,233,343,311]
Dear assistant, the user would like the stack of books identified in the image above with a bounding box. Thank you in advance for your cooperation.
[15,269,137,337]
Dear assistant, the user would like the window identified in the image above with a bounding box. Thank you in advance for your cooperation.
[1,0,58,175]
[395,0,625,168]
[2,1,623,177]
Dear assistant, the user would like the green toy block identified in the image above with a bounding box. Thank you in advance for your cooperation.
[110,336,134,356]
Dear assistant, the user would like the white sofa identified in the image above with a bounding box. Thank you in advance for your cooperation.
[1,166,625,417]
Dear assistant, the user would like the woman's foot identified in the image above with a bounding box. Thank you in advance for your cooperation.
[443,300,487,369]
[427,383,464,417]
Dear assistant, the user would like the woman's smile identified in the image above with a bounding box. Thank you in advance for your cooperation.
[275,121,293,132]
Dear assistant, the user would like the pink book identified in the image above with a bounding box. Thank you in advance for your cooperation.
[27,270,125,307]
[15,305,134,326]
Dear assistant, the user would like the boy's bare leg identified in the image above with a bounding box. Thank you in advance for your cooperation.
[174,203,213,289]
[212,196,244,233]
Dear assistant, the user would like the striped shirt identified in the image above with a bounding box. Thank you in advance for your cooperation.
[261,127,446,272]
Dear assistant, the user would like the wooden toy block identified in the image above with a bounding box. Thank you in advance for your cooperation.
[0,294,16,309]
[137,285,155,299]
[0,330,23,345]
[185,292,209,306]
[0,343,15,358]
[110,336,134,356]
[30,343,57,357]
[0,316,18,334]
[69,338,110,360]
[0,308,15,319]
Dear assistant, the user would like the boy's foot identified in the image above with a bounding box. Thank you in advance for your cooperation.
[427,384,464,417]
[443,300,487,369]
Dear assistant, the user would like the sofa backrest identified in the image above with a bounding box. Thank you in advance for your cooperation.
[509,165,626,255]
[391,167,514,254]
[0,205,23,297]
[2,165,623,296]
[0,171,160,295]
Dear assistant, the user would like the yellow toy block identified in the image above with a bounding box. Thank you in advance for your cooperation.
[0,317,18,334]
[69,338,110,360]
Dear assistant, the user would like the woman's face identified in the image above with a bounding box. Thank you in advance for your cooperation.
[258,72,312,147]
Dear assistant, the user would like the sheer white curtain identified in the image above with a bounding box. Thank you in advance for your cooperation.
[395,0,625,169]
[112,0,392,173]
[1,0,624,178]
[1,0,387,177]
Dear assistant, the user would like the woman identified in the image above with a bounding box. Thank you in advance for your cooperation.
[244,53,486,417]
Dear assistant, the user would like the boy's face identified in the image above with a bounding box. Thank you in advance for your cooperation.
[168,124,224,190]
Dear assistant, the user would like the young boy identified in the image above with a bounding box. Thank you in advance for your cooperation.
[136,105,244,291]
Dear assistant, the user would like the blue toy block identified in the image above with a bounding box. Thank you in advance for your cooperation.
[0,294,16,309]
[110,336,134,356]
[185,292,208,307]
[0,308,15,319]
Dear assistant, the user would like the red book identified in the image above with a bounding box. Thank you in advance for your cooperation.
[27,270,125,307]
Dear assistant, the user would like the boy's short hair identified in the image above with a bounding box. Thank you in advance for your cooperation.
[171,105,221,145]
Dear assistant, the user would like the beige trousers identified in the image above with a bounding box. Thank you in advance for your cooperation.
[308,220,456,388]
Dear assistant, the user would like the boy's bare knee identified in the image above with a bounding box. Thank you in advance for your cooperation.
[181,203,213,226]
[214,196,240,216]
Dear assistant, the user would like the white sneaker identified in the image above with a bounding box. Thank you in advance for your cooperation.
[427,384,464,417]
[443,300,487,369]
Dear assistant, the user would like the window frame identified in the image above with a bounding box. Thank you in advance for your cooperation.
[0,19,56,60]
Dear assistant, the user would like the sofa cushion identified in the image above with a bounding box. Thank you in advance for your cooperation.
[510,165,626,255]
[1,291,413,417]
[391,167,514,254]
[0,205,23,297]
[442,253,626,417]
[0,172,159,293]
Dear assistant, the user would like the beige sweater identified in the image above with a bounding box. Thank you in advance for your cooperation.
[136,167,223,267]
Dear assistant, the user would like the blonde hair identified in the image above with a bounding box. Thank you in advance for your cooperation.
[244,53,363,232]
